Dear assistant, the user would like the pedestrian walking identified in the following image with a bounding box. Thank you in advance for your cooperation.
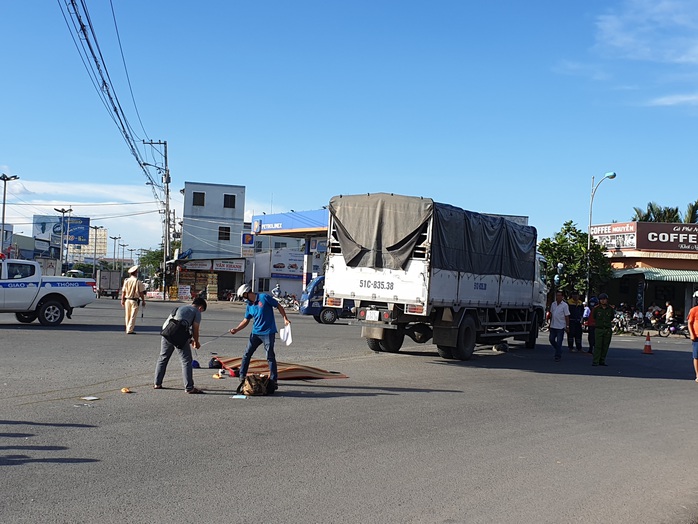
[120,265,146,334]
[592,293,614,366]
[229,284,291,392]
[567,290,584,352]
[549,290,570,362]
[686,292,698,383]
[583,296,598,354]
[153,297,207,394]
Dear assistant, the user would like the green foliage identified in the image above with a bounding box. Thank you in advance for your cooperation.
[538,221,613,299]
[632,200,698,223]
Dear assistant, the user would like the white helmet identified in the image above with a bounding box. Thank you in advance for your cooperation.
[237,284,251,299]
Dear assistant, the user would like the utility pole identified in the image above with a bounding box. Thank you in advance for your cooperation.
[120,243,128,275]
[110,235,121,271]
[143,139,170,300]
[90,225,103,279]
[54,207,73,272]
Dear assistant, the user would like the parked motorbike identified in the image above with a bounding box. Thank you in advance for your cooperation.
[658,319,689,338]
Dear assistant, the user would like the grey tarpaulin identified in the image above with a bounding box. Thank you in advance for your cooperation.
[329,193,537,280]
[329,194,433,270]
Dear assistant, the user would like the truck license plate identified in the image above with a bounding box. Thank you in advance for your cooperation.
[366,310,379,321]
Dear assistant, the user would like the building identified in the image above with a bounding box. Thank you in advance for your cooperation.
[177,182,247,300]
[593,221,698,318]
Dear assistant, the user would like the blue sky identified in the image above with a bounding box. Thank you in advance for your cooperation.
[2,0,697,252]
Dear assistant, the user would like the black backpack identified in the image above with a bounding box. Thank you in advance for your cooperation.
[160,308,191,349]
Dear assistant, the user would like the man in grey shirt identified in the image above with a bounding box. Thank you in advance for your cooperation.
[154,297,207,394]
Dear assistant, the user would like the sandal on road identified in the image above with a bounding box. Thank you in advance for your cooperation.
[186,387,205,394]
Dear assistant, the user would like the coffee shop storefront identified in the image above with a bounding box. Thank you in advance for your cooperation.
[592,221,698,319]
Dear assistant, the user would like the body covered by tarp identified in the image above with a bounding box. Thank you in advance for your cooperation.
[328,193,537,280]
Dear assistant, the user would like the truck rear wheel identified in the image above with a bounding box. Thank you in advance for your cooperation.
[452,315,476,361]
[15,312,38,324]
[367,338,382,352]
[38,300,65,326]
[380,328,404,353]
[436,345,454,359]
[319,308,338,324]
[525,312,539,349]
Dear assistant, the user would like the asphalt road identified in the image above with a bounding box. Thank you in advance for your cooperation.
[2,299,698,524]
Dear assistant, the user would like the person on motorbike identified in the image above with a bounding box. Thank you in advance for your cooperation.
[272,283,281,299]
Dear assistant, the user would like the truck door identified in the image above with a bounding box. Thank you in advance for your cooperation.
[3,262,40,309]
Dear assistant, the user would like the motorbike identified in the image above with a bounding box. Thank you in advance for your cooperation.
[658,319,689,338]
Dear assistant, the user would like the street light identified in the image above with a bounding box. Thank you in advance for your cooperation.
[90,225,104,279]
[587,172,617,303]
[120,243,128,275]
[0,173,19,255]
[54,207,73,270]
[110,235,121,271]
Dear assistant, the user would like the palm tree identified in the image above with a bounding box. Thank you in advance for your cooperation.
[631,200,697,223]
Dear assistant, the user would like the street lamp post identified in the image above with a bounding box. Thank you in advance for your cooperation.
[587,172,617,304]
[120,243,128,275]
[90,225,104,279]
[54,207,73,271]
[110,235,121,271]
[0,173,19,255]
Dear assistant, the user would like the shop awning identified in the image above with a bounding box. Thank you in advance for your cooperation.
[613,268,698,282]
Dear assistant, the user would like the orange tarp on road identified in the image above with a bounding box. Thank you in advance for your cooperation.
[215,357,348,380]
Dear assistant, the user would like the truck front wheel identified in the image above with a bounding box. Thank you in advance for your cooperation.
[452,315,476,361]
[525,312,539,349]
[38,301,65,326]
[15,312,38,324]
[319,308,338,324]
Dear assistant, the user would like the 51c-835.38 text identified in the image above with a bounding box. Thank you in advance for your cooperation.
[358,279,394,290]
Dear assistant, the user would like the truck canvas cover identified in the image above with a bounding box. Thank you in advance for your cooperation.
[328,193,536,280]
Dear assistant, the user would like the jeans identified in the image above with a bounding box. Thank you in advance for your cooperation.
[549,328,565,358]
[154,337,194,391]
[239,333,278,381]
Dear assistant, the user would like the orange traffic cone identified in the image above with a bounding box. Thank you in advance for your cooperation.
[643,332,653,355]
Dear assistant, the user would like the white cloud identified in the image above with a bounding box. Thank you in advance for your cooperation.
[646,92,698,105]
[596,0,698,63]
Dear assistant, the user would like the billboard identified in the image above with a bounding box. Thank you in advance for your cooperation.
[33,215,91,245]
[270,249,304,280]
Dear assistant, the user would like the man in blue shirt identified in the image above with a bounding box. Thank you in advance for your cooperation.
[230,284,291,392]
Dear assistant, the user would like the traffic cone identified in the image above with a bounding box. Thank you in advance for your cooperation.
[643,332,653,355]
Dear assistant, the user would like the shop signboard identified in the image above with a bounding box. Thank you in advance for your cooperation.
[590,222,637,250]
[213,259,245,272]
[182,259,212,271]
[636,222,698,253]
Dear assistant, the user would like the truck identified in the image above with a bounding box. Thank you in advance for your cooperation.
[0,258,97,326]
[97,269,123,299]
[323,193,548,360]
[299,275,355,324]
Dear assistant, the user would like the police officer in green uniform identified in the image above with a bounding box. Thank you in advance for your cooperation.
[592,293,614,366]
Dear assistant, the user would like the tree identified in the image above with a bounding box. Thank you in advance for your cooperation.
[538,221,613,300]
[631,200,698,223]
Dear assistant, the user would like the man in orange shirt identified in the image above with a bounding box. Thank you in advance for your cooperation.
[687,292,698,383]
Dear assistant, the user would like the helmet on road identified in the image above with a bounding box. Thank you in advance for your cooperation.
[237,284,251,299]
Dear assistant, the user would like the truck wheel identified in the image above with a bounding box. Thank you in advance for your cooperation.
[313,315,323,324]
[38,301,65,326]
[452,315,476,361]
[319,308,338,324]
[379,328,404,353]
[15,312,38,324]
[436,345,454,359]
[367,338,382,352]
[525,312,539,349]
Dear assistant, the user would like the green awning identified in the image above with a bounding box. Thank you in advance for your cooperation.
[613,268,698,282]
